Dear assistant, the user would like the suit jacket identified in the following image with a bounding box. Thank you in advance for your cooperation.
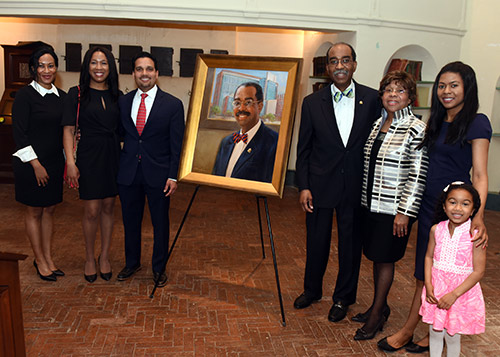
[296,82,381,208]
[117,87,185,188]
[213,122,278,183]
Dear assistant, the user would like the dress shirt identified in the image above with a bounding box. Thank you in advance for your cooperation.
[331,82,355,147]
[225,119,262,177]
[13,81,60,163]
[131,85,158,126]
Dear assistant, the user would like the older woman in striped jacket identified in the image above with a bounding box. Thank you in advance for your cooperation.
[352,71,428,342]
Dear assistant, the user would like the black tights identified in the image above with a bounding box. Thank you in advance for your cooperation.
[363,262,394,331]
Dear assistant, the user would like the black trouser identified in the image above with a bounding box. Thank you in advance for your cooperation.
[303,199,362,305]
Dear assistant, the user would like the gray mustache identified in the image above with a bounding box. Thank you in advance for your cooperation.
[334,70,349,76]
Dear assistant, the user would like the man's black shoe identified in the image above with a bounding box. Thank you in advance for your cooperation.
[293,292,321,309]
[117,265,141,281]
[328,301,348,322]
[153,271,168,287]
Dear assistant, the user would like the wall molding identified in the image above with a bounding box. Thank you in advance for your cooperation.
[0,2,466,37]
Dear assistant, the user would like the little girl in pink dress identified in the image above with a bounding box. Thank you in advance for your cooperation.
[419,182,486,357]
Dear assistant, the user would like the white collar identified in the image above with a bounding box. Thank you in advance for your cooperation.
[136,85,158,98]
[331,81,354,95]
[240,119,262,143]
[30,80,59,97]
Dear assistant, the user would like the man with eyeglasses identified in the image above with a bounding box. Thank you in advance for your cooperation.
[294,42,381,322]
[213,82,278,183]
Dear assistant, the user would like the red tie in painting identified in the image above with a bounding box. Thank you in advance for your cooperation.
[136,93,148,135]
[232,132,248,144]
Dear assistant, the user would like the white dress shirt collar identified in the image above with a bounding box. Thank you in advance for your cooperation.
[136,84,158,99]
[225,120,262,177]
[240,119,262,143]
[331,82,355,147]
[331,81,355,98]
[30,80,59,97]
[131,85,158,125]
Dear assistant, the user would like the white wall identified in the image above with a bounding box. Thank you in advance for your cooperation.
[2,0,499,190]
[460,0,500,192]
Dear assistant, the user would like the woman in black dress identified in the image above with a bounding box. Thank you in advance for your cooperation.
[12,46,66,281]
[352,71,428,341]
[63,47,120,282]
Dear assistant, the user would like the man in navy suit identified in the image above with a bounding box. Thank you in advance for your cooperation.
[116,52,185,287]
[212,82,278,183]
[294,43,381,322]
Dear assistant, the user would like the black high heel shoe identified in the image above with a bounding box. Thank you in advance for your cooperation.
[352,304,391,323]
[52,269,65,276]
[353,315,386,341]
[33,260,57,282]
[98,256,112,281]
[84,260,97,283]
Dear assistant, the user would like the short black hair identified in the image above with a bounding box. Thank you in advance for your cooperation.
[233,82,263,102]
[29,46,58,80]
[326,42,357,63]
[131,51,158,72]
[379,70,417,104]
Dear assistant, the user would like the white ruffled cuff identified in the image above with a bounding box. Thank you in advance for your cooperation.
[13,145,37,163]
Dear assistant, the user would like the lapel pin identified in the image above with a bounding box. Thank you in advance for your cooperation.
[247,148,252,153]
[359,100,363,105]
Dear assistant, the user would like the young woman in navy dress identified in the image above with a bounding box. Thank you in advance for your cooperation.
[378,62,491,353]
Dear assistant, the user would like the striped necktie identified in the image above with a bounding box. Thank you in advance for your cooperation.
[334,88,354,103]
[136,93,147,135]
[232,132,248,144]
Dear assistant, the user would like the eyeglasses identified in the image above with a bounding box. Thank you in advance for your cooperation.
[383,88,406,95]
[232,99,260,108]
[328,58,353,66]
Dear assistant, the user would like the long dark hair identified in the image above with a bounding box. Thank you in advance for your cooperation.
[420,61,479,149]
[432,182,481,225]
[29,46,58,81]
[79,46,119,103]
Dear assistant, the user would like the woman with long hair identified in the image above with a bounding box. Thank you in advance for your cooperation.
[63,46,121,282]
[378,62,491,353]
[12,46,66,281]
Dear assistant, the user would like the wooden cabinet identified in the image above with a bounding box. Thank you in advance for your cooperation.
[0,252,27,357]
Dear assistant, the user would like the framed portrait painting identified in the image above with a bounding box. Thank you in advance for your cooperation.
[178,54,302,197]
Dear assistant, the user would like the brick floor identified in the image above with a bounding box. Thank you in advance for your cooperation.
[1,183,499,356]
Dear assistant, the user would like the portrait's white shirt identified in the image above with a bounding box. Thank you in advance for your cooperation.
[225,119,262,177]
[12,81,60,163]
[131,85,158,126]
[331,81,355,147]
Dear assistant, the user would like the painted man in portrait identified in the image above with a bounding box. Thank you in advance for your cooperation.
[212,82,278,183]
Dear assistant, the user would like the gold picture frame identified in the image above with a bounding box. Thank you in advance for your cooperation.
[178,54,302,197]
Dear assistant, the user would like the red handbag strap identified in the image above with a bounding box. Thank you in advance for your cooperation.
[76,85,81,130]
[73,85,81,152]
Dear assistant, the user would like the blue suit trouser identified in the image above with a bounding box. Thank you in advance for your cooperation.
[118,164,170,273]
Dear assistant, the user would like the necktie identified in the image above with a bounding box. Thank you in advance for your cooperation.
[334,88,354,103]
[232,132,248,144]
[136,93,147,135]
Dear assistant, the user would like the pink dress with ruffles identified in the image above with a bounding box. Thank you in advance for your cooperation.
[419,219,485,335]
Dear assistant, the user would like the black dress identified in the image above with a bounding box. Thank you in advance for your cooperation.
[62,87,120,200]
[12,85,66,207]
[362,131,415,263]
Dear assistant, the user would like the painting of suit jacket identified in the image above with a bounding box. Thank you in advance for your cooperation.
[178,54,302,197]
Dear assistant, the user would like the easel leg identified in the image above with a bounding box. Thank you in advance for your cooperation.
[149,185,200,298]
[255,195,266,259]
[259,196,286,326]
